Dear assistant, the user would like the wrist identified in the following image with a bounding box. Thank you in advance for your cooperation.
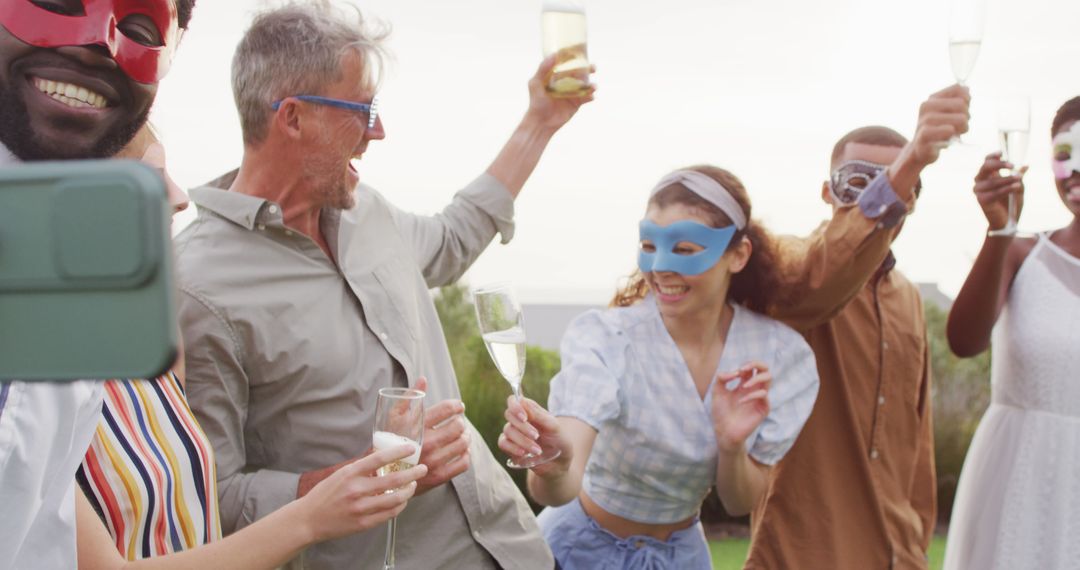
[886,145,926,202]
[519,109,560,139]
[284,497,321,546]
[985,226,1016,240]
[533,450,572,479]
[715,433,748,457]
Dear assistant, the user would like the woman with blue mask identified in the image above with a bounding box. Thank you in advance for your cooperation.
[498,165,820,569]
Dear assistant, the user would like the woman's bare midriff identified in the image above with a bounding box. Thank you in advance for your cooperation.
[578,491,696,542]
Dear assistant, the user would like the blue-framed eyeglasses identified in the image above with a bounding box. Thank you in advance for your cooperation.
[270,95,380,129]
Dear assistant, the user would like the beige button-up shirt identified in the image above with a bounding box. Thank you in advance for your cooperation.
[175,174,551,569]
[747,185,934,569]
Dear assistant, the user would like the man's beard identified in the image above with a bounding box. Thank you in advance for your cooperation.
[303,154,356,211]
[0,81,148,161]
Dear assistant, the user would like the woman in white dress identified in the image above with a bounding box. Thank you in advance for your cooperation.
[944,96,1080,569]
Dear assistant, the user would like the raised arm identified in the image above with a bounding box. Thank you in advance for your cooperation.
[388,56,593,287]
[946,152,1031,357]
[768,177,907,330]
[770,85,971,330]
[485,55,593,197]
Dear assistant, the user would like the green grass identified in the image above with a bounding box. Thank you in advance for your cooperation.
[709,537,946,569]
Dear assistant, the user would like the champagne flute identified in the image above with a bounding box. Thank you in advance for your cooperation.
[988,95,1031,237]
[472,283,560,469]
[948,0,986,144]
[373,387,425,570]
[541,0,591,97]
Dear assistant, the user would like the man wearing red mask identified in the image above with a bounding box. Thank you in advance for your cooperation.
[0,1,194,568]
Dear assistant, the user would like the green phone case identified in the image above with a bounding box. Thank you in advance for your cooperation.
[0,160,177,381]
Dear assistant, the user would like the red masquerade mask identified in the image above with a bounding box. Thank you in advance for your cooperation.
[0,0,179,84]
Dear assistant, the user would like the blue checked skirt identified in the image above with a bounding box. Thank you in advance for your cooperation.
[538,499,712,570]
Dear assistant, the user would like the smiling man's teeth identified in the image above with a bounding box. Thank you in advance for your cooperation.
[32,77,107,109]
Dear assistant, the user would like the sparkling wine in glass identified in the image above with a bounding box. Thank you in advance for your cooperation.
[472,283,560,469]
[948,0,986,144]
[373,387,425,570]
[541,0,590,97]
[989,95,1031,237]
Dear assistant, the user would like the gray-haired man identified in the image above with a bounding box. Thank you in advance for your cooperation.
[175,3,592,569]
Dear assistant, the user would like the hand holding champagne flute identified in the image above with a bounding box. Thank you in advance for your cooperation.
[542,0,591,97]
[373,387,425,570]
[473,283,561,469]
[988,95,1031,236]
[948,0,986,145]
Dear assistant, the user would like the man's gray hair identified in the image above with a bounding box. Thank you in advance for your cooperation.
[232,1,390,146]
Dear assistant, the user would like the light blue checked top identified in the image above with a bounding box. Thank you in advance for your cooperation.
[549,296,820,524]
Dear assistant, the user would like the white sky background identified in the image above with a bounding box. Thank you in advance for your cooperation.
[155,0,1080,304]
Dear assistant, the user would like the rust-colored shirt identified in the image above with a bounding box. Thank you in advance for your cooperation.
[747,202,935,569]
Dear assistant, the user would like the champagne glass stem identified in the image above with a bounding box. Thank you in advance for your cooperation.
[509,380,522,403]
[383,517,397,570]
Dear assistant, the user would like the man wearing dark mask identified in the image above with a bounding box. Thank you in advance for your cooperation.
[745,86,970,569]
[0,1,195,568]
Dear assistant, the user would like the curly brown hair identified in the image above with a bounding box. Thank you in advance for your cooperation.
[610,165,783,313]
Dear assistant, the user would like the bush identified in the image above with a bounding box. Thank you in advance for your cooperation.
[925,303,991,526]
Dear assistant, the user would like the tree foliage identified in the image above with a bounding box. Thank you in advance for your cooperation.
[924,303,991,524]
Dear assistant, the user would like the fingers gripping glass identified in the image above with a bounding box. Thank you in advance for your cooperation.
[472,283,561,469]
[270,95,380,129]
[373,387,424,570]
[988,94,1031,237]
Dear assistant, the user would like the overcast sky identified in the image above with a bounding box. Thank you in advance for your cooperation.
[155,0,1080,303]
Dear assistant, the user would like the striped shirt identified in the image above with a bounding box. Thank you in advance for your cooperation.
[77,372,221,559]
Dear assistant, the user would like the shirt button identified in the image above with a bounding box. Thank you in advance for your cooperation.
[268,205,279,214]
[284,230,294,237]
[870,449,880,459]
[379,332,388,341]
[257,223,266,231]
[878,396,886,406]
[882,341,889,350]
[472,529,482,540]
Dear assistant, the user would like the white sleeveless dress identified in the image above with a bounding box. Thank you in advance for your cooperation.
[944,234,1080,569]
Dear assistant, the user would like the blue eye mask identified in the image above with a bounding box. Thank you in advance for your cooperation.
[638,220,737,276]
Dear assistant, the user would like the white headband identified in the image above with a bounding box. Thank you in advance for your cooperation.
[650,170,747,230]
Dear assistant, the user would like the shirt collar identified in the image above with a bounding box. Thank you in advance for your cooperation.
[875,250,897,280]
[189,186,275,231]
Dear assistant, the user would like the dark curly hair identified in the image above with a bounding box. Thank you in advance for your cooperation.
[611,165,783,314]
[178,0,197,30]
[1052,96,1080,137]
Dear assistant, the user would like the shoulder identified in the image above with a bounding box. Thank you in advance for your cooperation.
[560,304,655,364]
[737,305,809,350]
[566,302,654,340]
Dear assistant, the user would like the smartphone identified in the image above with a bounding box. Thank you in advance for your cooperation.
[0,160,177,381]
